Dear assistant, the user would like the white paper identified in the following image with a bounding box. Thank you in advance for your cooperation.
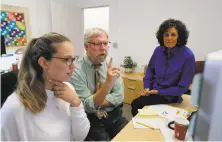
[132,117,163,129]
[132,117,192,141]
[149,105,190,121]
[159,122,174,141]
[138,108,158,116]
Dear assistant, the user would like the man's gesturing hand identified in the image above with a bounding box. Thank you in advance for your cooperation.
[106,58,120,85]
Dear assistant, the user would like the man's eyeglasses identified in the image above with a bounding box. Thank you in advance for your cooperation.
[52,57,76,66]
[88,41,111,47]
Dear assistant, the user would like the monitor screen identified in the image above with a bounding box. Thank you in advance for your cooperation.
[188,73,203,138]
[191,50,222,141]
[1,35,6,55]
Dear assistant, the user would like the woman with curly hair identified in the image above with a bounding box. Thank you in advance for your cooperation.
[131,19,195,116]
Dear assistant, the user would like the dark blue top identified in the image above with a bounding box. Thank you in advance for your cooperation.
[144,45,195,103]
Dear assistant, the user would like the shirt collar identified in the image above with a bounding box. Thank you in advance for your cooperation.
[161,46,181,55]
[83,56,93,67]
[46,89,54,99]
[83,56,104,68]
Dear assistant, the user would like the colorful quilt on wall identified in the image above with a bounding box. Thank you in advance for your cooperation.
[0,10,27,46]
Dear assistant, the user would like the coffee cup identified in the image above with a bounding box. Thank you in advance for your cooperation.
[12,63,18,71]
[168,117,190,140]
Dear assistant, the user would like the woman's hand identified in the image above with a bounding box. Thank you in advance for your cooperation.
[138,89,158,96]
[138,88,150,96]
[49,80,81,107]
[148,89,158,95]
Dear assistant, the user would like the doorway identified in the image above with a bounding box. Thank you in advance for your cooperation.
[83,6,109,55]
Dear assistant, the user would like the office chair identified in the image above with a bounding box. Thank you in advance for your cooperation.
[184,61,205,95]
[1,70,18,107]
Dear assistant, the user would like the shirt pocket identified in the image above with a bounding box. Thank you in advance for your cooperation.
[155,64,166,82]
[166,66,182,80]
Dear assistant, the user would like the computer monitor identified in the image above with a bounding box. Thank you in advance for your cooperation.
[191,50,222,141]
[1,35,6,55]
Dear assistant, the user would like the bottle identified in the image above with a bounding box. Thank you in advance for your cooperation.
[12,55,20,71]
[15,54,22,69]
[139,65,145,77]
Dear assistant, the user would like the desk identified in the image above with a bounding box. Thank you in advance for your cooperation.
[112,95,191,141]
[0,54,22,72]
[122,72,143,104]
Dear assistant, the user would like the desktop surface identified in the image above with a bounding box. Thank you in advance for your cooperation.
[112,95,191,141]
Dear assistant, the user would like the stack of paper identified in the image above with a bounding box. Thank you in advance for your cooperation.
[138,107,158,116]
[148,105,190,121]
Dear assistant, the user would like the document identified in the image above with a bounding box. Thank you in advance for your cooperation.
[132,117,163,129]
[132,117,192,141]
[138,107,158,116]
[148,104,190,121]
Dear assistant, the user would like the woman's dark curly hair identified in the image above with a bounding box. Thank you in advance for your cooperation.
[156,18,189,47]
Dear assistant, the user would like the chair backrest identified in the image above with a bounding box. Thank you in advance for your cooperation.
[194,61,205,75]
[185,61,205,95]
[1,70,18,107]
[144,65,148,74]
[15,48,25,54]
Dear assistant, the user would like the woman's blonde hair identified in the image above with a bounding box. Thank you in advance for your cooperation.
[16,32,70,114]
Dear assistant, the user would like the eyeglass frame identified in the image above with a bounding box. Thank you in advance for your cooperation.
[51,56,77,66]
[88,41,111,47]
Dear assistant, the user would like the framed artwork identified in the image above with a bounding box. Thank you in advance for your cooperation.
[0,4,31,47]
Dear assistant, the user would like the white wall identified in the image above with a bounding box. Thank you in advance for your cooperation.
[115,0,222,66]
[51,0,83,56]
[1,0,52,53]
[74,0,119,57]
[84,7,109,33]
[1,0,84,71]
[3,0,221,65]
[1,0,52,37]
[74,0,222,68]
[1,0,82,56]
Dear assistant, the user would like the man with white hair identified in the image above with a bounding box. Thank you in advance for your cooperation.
[70,28,128,141]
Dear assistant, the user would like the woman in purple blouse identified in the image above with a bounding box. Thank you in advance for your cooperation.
[131,19,195,116]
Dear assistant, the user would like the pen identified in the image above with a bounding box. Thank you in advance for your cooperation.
[136,121,156,130]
